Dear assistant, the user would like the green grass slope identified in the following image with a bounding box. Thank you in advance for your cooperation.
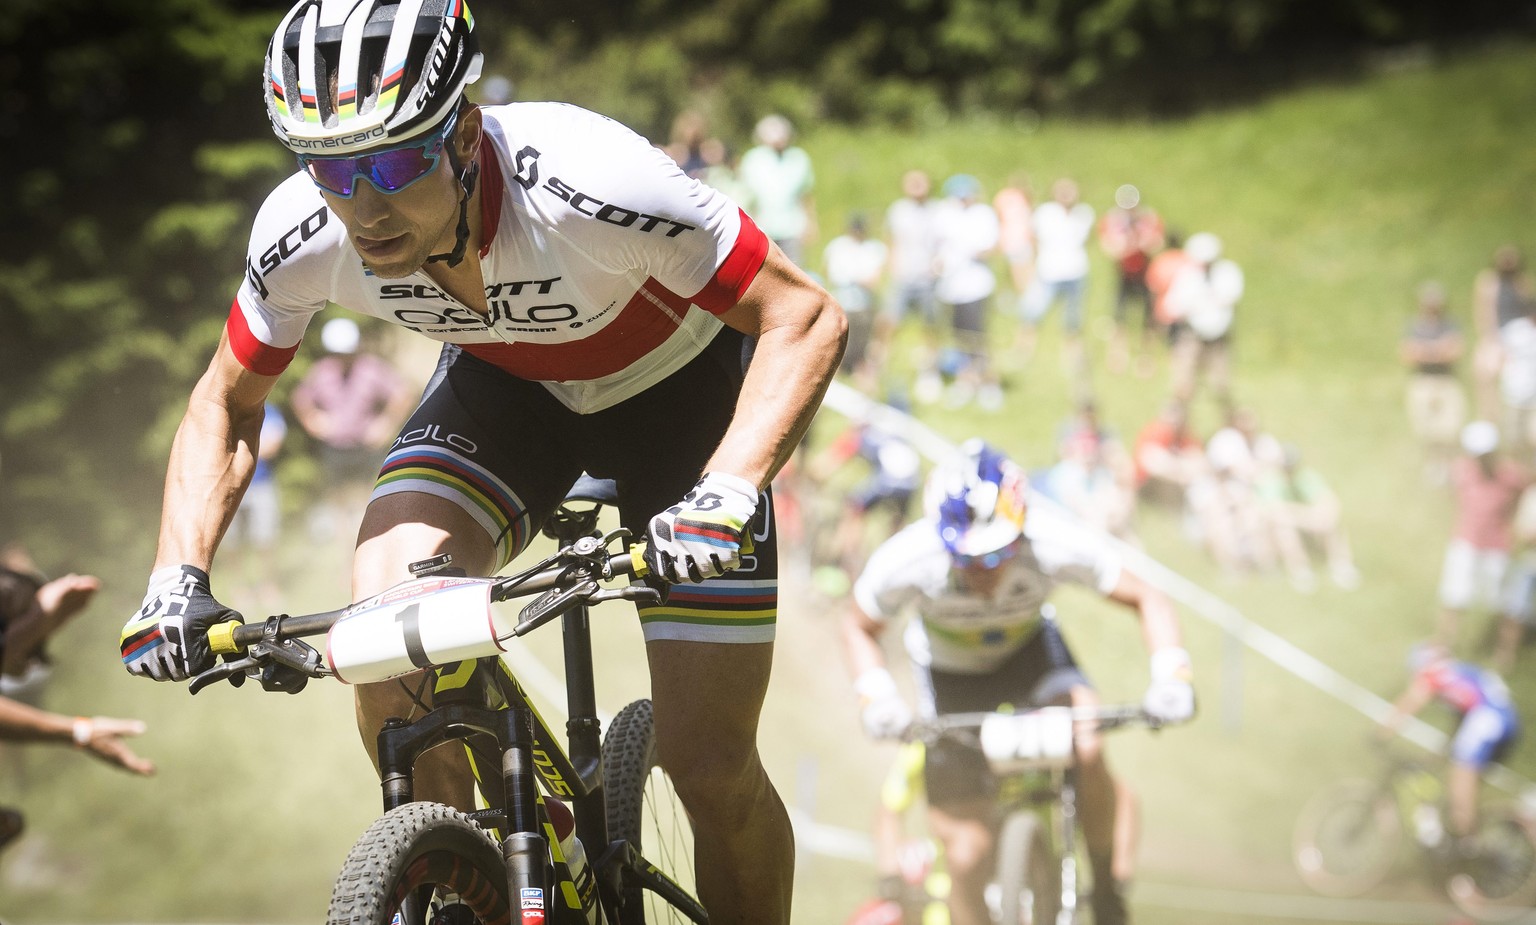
[5,41,1536,925]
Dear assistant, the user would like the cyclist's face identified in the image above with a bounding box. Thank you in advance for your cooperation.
[320,111,481,279]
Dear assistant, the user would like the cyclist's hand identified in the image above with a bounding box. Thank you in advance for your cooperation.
[645,472,759,583]
[1143,646,1195,723]
[855,667,911,740]
[119,565,242,682]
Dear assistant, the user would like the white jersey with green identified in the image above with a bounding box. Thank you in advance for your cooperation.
[228,102,768,414]
[853,503,1123,674]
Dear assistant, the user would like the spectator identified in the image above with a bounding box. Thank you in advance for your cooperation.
[1437,420,1532,644]
[698,137,749,205]
[1203,407,1280,576]
[879,169,942,399]
[1042,426,1138,543]
[1020,178,1095,375]
[1166,232,1243,412]
[664,109,711,179]
[1255,443,1362,592]
[932,175,1002,411]
[806,415,923,581]
[1473,245,1535,417]
[823,212,889,390]
[0,550,155,851]
[1400,281,1467,486]
[737,113,816,265]
[1132,401,1206,507]
[993,173,1035,304]
[1098,184,1166,377]
[1493,491,1536,674]
[221,401,288,610]
[1145,229,1192,332]
[1497,296,1536,457]
[290,317,416,541]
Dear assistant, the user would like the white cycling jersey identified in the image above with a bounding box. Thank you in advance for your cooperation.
[229,102,768,414]
[854,503,1123,674]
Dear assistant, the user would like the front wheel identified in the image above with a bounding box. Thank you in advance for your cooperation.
[328,802,511,925]
[601,698,703,924]
[1292,780,1401,897]
[1446,810,1536,922]
[996,811,1060,925]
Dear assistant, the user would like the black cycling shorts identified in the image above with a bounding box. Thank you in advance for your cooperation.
[371,327,778,644]
[918,619,1091,806]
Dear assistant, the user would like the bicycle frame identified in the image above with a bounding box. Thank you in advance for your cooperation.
[196,486,708,925]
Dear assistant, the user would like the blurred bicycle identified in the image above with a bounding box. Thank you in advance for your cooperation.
[1293,744,1536,922]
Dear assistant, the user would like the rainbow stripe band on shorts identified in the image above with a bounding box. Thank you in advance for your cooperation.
[637,577,777,644]
[370,444,530,568]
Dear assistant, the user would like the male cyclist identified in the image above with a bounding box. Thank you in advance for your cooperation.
[842,440,1195,925]
[1379,642,1522,854]
[117,2,845,921]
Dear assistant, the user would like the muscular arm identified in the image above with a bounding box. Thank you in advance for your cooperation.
[709,243,847,489]
[841,601,889,680]
[1104,568,1183,655]
[154,332,281,572]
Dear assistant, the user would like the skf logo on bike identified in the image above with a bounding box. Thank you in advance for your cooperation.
[519,887,546,924]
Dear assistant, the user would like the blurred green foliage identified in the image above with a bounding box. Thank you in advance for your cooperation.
[0,0,1525,570]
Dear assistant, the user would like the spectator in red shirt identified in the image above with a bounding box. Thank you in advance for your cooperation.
[1437,420,1533,643]
[290,317,417,541]
[1098,184,1165,377]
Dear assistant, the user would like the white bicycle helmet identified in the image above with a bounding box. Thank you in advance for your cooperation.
[923,439,1029,560]
[264,0,483,155]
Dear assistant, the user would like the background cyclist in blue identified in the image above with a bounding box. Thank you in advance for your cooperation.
[1380,641,1522,852]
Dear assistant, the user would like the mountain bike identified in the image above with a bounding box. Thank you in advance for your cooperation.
[189,476,707,925]
[1293,744,1536,922]
[906,705,1162,925]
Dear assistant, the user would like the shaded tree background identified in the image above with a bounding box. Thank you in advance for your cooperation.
[0,0,1529,570]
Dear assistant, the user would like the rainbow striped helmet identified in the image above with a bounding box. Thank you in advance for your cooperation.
[264,0,483,155]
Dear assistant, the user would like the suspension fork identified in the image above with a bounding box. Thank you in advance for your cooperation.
[1057,769,1079,924]
[501,696,552,918]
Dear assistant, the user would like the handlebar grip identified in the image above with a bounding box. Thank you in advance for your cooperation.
[207,619,243,655]
[629,541,650,579]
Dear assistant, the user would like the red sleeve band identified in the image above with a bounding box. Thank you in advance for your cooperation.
[225,297,301,376]
[692,208,770,315]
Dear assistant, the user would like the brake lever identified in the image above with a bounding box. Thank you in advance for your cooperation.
[514,579,599,636]
[189,656,258,696]
[588,585,662,606]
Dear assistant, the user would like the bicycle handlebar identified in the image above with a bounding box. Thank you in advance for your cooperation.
[904,703,1163,742]
[192,534,650,694]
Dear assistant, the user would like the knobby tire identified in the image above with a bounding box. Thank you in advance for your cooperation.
[328,802,511,925]
[601,698,700,924]
[1291,780,1400,897]
[996,811,1061,925]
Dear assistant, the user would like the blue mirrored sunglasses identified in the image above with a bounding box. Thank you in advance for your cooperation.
[298,111,458,198]
[954,539,1022,571]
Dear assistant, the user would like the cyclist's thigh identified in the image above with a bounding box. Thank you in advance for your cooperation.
[366,344,583,572]
[590,327,779,646]
[1452,705,1514,769]
[646,639,773,772]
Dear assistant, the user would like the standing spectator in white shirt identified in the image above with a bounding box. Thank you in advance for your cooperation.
[824,212,889,389]
[1021,178,1095,375]
[933,174,1002,410]
[1166,232,1244,411]
[878,169,943,395]
[738,113,817,266]
[1497,300,1536,456]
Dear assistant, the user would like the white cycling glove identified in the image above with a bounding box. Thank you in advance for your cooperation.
[1142,646,1196,724]
[855,667,912,740]
[645,472,760,583]
[119,565,241,682]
